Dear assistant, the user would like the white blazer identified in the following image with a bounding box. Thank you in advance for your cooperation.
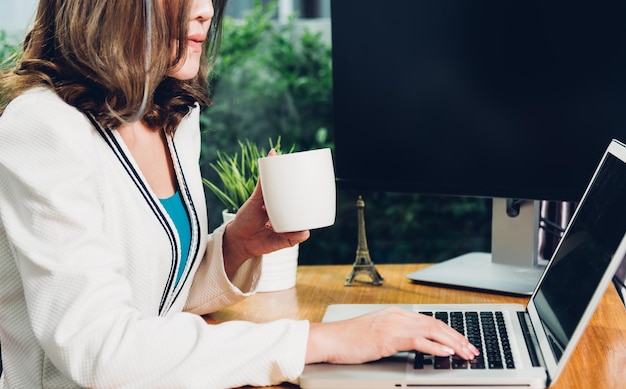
[0,88,308,388]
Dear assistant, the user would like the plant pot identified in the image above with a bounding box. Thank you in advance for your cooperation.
[222,210,299,292]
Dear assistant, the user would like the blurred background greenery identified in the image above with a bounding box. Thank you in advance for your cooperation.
[0,30,19,71]
[0,1,492,266]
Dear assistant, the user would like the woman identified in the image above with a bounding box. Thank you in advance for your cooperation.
[0,0,479,387]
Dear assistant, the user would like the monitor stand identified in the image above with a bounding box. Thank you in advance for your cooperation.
[407,198,548,296]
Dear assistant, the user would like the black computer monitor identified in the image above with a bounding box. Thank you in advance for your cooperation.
[330,0,626,294]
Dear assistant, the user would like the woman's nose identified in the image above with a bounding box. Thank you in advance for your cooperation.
[192,0,214,22]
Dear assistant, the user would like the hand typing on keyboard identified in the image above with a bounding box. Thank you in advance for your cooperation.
[305,306,481,365]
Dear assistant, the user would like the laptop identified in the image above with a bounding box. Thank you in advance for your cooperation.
[300,139,626,389]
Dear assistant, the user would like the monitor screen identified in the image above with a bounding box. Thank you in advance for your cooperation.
[330,0,626,294]
[330,0,626,202]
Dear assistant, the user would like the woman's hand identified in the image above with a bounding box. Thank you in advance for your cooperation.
[222,150,310,277]
[305,306,480,364]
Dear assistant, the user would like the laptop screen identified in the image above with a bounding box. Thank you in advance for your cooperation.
[533,150,626,362]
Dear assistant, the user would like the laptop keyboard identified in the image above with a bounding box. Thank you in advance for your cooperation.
[414,311,515,370]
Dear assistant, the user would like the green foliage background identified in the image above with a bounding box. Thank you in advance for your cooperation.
[0,2,491,266]
[0,31,20,70]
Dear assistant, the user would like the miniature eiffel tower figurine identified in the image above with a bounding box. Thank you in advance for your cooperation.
[345,196,384,286]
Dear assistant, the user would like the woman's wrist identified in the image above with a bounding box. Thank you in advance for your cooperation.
[305,322,330,364]
[222,222,251,278]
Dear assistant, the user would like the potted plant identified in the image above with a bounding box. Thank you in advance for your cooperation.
[203,138,298,292]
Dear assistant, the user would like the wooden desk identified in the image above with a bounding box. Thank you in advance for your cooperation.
[204,264,626,388]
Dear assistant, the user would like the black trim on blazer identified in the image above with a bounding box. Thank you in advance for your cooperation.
[86,114,178,315]
[168,140,202,305]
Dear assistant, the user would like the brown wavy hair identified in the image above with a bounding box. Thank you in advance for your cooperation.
[0,0,227,133]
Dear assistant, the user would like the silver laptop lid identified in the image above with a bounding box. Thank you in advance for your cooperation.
[526,139,626,384]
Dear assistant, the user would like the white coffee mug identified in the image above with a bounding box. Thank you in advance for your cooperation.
[258,148,336,233]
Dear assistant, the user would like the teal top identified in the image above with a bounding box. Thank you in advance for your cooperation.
[159,190,191,286]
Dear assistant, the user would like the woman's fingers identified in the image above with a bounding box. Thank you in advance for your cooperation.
[412,328,479,360]
[390,309,479,360]
[277,230,310,245]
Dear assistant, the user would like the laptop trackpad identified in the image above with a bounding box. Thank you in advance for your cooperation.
[300,352,411,386]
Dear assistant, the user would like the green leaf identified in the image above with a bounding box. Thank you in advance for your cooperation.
[202,137,296,212]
